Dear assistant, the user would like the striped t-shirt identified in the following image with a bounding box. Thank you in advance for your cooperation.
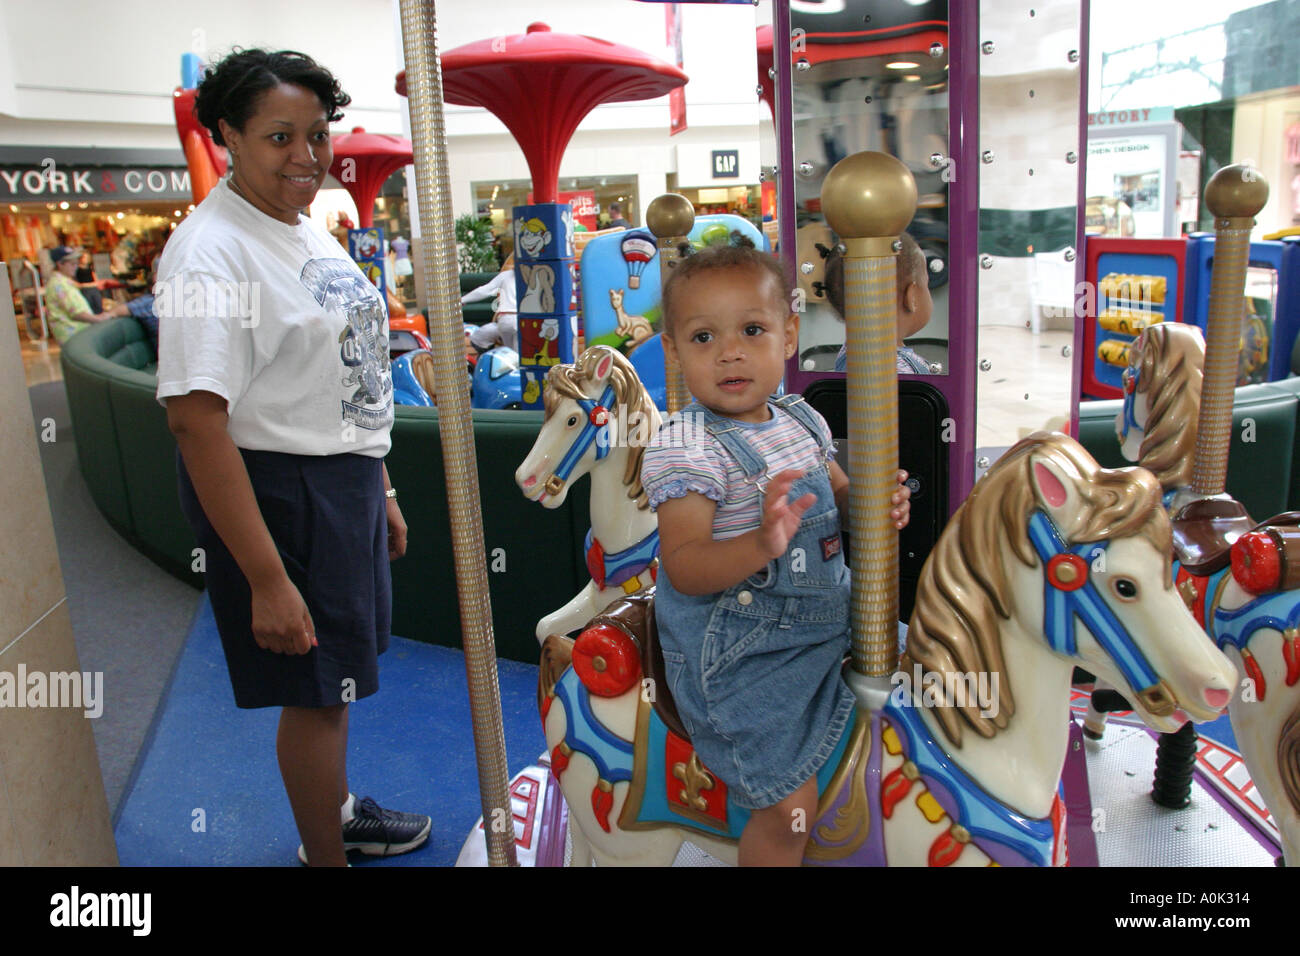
[641,402,835,540]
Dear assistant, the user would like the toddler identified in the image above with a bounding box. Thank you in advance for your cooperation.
[641,244,909,866]
[827,231,933,374]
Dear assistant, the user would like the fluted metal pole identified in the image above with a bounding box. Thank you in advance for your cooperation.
[398,0,517,867]
[1191,164,1269,497]
[822,152,917,680]
[646,193,695,414]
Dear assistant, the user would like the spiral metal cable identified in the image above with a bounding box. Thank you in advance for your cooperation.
[397,0,516,867]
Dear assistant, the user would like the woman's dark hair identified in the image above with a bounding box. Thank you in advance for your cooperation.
[661,239,790,335]
[194,48,350,146]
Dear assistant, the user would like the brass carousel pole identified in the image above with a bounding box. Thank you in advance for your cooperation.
[646,193,695,414]
[821,152,917,691]
[1190,165,1269,498]
[397,0,517,866]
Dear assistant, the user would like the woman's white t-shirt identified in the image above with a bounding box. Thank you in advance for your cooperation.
[155,178,393,458]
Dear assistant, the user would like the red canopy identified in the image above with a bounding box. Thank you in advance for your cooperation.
[328,127,413,228]
[397,22,687,203]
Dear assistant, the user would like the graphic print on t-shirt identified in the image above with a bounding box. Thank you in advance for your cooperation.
[299,258,393,430]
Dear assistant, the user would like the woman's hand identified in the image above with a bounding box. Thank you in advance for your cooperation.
[386,498,407,560]
[756,469,817,560]
[250,575,316,655]
[892,469,912,530]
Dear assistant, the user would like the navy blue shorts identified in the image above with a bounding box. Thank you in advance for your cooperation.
[178,448,391,709]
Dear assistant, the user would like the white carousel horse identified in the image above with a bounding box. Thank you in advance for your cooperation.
[1114,322,1300,863]
[516,346,663,644]
[539,434,1236,866]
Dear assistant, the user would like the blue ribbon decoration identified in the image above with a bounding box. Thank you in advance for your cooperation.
[1026,510,1161,693]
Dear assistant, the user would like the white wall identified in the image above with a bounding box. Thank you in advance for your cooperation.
[1,0,772,222]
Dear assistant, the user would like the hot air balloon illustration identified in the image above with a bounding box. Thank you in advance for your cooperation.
[620,232,656,289]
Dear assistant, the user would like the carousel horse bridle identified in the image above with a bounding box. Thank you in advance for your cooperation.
[1027,510,1176,716]
[543,384,618,498]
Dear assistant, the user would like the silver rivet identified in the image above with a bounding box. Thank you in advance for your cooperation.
[929,258,943,273]
[756,85,764,97]
[981,150,994,164]
[980,255,994,270]
[981,40,995,55]
[768,67,777,80]
[891,239,902,253]
[1064,248,1076,262]
[1066,151,1078,164]
[929,42,944,58]
[1068,50,1080,63]
[977,456,991,469]
[929,363,943,373]
[737,590,753,606]
[979,358,992,371]
[1062,345,1073,358]
[798,160,815,176]
[800,261,814,274]
[802,359,815,371]
[795,59,811,72]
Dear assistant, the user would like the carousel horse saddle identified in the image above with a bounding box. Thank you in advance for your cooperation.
[581,589,691,742]
[1173,498,1300,576]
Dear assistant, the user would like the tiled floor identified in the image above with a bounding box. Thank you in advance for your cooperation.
[16,326,61,387]
[976,324,1076,450]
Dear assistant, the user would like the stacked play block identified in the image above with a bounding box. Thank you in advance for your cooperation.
[513,203,578,409]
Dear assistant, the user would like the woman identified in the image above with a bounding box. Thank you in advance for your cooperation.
[44,245,107,343]
[155,48,428,866]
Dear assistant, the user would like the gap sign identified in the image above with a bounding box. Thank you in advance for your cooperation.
[711,149,739,179]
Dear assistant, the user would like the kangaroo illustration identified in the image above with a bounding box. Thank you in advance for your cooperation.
[609,287,654,347]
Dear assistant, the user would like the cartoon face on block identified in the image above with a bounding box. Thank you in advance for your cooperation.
[356,229,381,259]
[517,217,552,259]
[540,317,559,341]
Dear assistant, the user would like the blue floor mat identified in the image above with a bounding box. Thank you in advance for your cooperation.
[114,594,546,866]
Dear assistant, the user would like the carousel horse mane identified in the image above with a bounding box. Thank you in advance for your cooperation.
[1280,701,1300,816]
[902,433,1171,748]
[1134,323,1204,492]
[543,347,657,510]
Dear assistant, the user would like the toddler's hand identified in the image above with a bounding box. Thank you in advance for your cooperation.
[757,469,817,559]
[892,469,912,530]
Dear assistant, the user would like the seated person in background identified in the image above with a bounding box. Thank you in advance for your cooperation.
[828,231,933,375]
[461,253,517,353]
[106,258,161,356]
[45,245,107,344]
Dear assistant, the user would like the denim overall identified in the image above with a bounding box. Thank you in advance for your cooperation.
[654,396,856,810]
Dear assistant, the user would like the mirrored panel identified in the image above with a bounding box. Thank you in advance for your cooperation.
[781,0,951,376]
[975,0,1084,458]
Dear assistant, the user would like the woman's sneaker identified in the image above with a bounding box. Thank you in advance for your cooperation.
[297,795,431,864]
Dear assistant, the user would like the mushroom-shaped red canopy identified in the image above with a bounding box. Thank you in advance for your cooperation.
[328,126,413,228]
[396,22,687,203]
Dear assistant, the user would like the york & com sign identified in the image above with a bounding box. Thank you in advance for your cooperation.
[0,166,192,201]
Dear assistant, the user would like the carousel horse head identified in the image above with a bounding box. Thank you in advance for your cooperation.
[516,345,662,509]
[904,433,1235,746]
[1116,322,1205,491]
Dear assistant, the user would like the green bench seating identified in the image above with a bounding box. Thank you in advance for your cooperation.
[60,316,589,664]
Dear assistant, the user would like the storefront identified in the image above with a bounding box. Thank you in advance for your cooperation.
[1,146,192,282]
[471,174,641,262]
[668,142,764,226]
